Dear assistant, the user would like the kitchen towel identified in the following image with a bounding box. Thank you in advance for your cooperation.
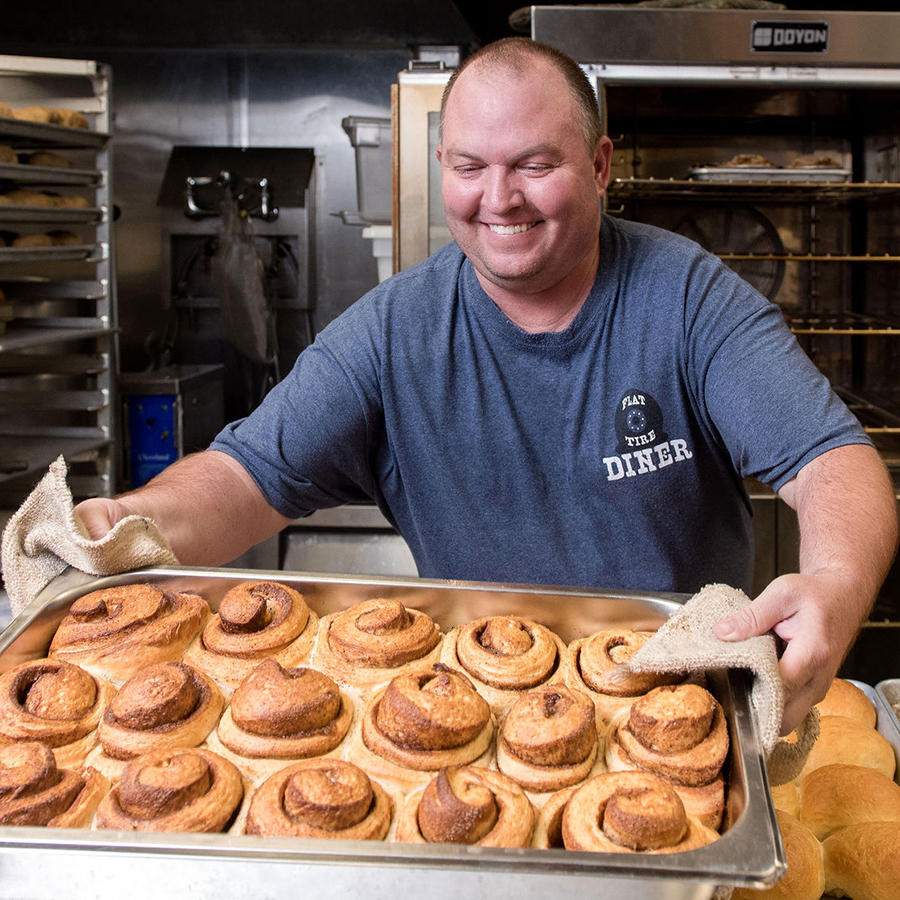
[1,455,178,616]
[624,582,819,786]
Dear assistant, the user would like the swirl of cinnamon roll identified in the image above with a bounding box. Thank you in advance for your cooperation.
[566,629,684,721]
[310,598,442,690]
[0,658,115,767]
[245,758,392,840]
[441,616,567,714]
[395,765,535,847]
[95,747,244,833]
[183,581,317,694]
[90,663,224,780]
[0,741,110,827]
[49,584,209,685]
[605,684,729,830]
[497,683,601,794]
[351,664,494,792]
[210,660,353,781]
[561,770,719,853]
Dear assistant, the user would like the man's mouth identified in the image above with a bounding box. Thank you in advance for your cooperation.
[487,222,537,235]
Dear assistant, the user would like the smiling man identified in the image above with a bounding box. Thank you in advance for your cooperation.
[73,38,897,735]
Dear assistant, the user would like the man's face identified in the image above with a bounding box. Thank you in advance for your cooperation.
[437,58,612,299]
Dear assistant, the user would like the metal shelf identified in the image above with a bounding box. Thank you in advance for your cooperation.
[785,311,900,335]
[0,162,102,187]
[0,116,108,150]
[0,244,101,263]
[0,206,103,225]
[0,433,110,483]
[608,177,900,203]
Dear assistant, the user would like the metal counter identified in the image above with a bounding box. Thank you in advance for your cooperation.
[0,567,786,900]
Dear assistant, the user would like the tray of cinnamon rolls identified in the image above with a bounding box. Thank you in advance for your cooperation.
[0,566,784,900]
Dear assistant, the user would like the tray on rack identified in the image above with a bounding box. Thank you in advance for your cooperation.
[690,166,851,184]
[0,162,102,187]
[0,567,785,900]
[0,244,98,263]
[0,116,108,150]
[849,680,900,783]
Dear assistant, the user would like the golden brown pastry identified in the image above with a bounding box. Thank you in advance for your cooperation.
[0,145,17,164]
[208,659,353,782]
[183,581,317,695]
[0,102,12,117]
[795,714,895,782]
[798,763,900,840]
[496,682,602,796]
[349,663,494,792]
[23,151,75,168]
[605,683,729,830]
[54,108,89,129]
[3,189,56,207]
[441,615,567,714]
[95,747,244,833]
[0,742,109,828]
[11,106,56,124]
[732,810,824,900]
[769,780,799,818]
[52,194,90,209]
[396,765,535,847]
[0,658,115,767]
[823,822,900,900]
[531,783,578,848]
[561,770,719,853]
[309,598,441,691]
[245,758,392,839]
[565,628,684,721]
[48,230,83,246]
[88,662,224,781]
[11,234,54,248]
[718,153,776,167]
[815,678,877,727]
[49,583,210,686]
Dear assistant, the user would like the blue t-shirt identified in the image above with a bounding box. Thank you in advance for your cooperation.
[211,216,869,594]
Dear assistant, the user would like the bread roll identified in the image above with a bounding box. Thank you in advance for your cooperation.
[799,763,900,839]
[11,106,56,124]
[23,151,75,168]
[769,780,799,818]
[54,108,89,129]
[0,145,17,164]
[815,678,876,727]
[823,822,900,900]
[0,102,13,117]
[11,234,54,248]
[796,714,896,782]
[732,810,824,900]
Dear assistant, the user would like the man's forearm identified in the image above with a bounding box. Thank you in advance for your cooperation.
[76,450,292,566]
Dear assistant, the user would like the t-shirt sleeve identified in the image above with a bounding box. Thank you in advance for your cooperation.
[209,324,383,519]
[688,266,871,492]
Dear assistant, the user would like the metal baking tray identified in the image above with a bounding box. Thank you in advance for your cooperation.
[0,206,101,224]
[0,116,108,150]
[690,166,851,183]
[0,566,785,900]
[874,680,900,776]
[0,245,98,263]
[0,162,102,187]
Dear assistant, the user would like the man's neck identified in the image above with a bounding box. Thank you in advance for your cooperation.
[475,241,601,334]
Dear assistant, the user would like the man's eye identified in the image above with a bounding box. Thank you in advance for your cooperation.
[456,165,482,175]
[521,164,551,173]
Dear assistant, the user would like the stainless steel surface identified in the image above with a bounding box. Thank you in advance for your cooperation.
[0,566,785,900]
[0,206,102,224]
[0,245,96,262]
[0,162,101,186]
[531,8,900,69]
[689,167,851,184]
[849,680,900,784]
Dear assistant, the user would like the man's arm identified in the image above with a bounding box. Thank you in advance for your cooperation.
[75,450,293,565]
[713,443,898,734]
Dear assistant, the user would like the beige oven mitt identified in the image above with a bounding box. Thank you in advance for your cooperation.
[624,582,819,787]
[1,456,178,617]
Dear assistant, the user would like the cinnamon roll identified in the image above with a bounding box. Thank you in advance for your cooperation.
[49,584,209,685]
[566,629,685,721]
[605,684,729,830]
[441,616,567,714]
[496,683,603,797]
[532,784,579,849]
[95,747,245,833]
[348,663,494,792]
[0,658,115,767]
[0,742,109,828]
[561,770,719,854]
[245,758,392,840]
[89,662,224,780]
[208,659,353,782]
[395,765,535,848]
[309,598,441,691]
[183,581,318,695]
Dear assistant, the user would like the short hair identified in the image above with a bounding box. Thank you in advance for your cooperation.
[438,37,603,155]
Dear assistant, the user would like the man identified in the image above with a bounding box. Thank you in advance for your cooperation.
[76,38,897,735]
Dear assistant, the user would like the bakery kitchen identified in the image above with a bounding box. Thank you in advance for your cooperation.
[602,439,693,481]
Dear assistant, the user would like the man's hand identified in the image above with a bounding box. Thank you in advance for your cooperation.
[714,444,898,736]
[713,571,863,734]
[75,497,130,540]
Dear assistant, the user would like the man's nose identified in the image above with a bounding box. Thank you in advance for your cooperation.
[484,167,524,211]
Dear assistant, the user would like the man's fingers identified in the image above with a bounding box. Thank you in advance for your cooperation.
[712,582,798,642]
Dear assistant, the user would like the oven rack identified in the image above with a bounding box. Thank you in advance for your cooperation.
[608,177,900,203]
[784,311,900,335]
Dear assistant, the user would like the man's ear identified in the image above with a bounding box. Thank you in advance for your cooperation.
[594,135,614,197]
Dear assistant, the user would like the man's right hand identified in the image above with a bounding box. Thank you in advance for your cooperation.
[74,497,130,540]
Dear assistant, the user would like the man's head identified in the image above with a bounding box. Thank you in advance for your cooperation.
[439,37,604,157]
[436,37,613,305]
